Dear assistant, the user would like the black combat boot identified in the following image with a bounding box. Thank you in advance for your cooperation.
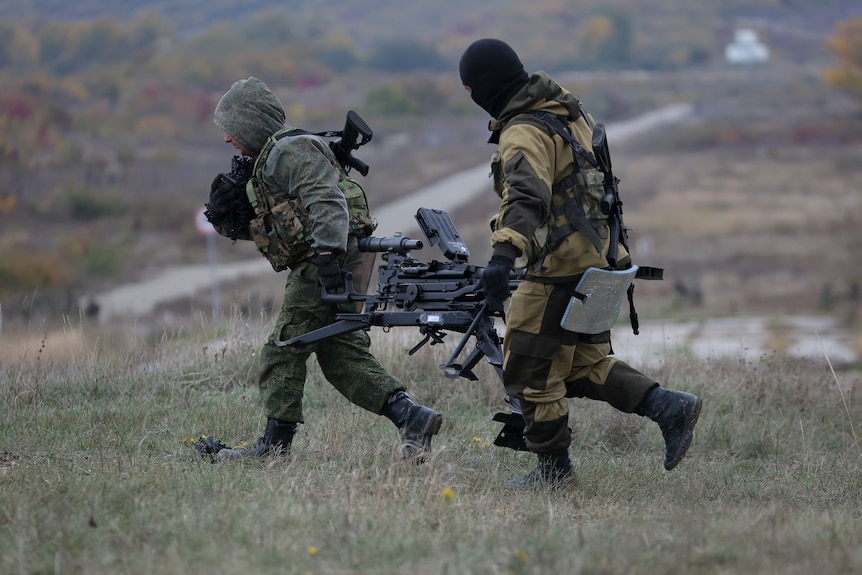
[635,386,702,470]
[506,452,575,488]
[217,417,297,460]
[382,391,442,462]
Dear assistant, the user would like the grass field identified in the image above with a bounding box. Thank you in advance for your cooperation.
[2,315,860,574]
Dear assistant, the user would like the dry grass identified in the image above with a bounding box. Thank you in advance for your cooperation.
[615,143,862,315]
[0,326,91,365]
[1,316,861,574]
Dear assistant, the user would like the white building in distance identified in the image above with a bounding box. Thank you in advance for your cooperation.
[725,28,769,64]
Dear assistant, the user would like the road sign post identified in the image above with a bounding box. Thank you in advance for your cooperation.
[195,207,221,322]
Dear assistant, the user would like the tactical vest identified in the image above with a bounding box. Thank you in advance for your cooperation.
[493,108,607,271]
[246,128,376,272]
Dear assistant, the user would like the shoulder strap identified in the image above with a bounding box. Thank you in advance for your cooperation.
[527,111,604,254]
[273,127,342,142]
[246,128,301,209]
[532,111,598,169]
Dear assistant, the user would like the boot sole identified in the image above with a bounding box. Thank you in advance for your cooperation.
[664,397,702,471]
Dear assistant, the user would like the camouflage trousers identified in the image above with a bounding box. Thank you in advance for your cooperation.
[258,258,404,423]
[503,280,657,454]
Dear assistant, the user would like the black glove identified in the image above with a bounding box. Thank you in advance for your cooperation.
[482,255,514,311]
[205,173,237,225]
[316,251,344,292]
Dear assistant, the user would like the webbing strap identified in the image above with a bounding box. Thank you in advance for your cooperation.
[534,111,598,169]
[532,112,603,253]
[273,128,341,141]
[532,112,663,337]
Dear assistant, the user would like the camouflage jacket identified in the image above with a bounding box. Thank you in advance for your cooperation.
[487,71,629,281]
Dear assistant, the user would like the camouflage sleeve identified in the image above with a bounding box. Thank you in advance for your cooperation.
[262,135,349,252]
[491,123,555,259]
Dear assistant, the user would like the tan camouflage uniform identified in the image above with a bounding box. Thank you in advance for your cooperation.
[489,72,657,455]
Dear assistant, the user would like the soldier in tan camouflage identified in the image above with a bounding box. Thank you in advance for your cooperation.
[459,39,702,487]
[205,77,441,461]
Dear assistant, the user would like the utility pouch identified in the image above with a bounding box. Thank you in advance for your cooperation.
[248,197,315,272]
[339,174,376,239]
[490,152,504,198]
[560,266,639,334]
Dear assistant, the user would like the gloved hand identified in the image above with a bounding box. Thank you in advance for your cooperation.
[317,251,344,292]
[205,173,236,224]
[481,255,514,311]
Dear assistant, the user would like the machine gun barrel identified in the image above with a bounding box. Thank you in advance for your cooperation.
[358,235,423,254]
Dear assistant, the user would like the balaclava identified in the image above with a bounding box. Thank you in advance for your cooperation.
[213,77,286,156]
[459,38,530,119]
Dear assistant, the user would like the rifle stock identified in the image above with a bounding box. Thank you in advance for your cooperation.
[330,110,373,176]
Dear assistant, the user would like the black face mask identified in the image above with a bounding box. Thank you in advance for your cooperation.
[459,39,529,119]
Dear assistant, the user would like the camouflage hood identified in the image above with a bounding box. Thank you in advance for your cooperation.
[213,77,286,156]
[488,71,583,141]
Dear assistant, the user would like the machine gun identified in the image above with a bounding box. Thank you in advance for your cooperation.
[277,207,528,451]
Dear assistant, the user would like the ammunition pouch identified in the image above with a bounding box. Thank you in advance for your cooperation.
[339,172,376,239]
[248,195,316,272]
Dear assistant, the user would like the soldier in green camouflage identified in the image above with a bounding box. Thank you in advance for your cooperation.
[206,77,441,461]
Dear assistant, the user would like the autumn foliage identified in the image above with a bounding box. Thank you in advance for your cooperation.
[825,17,862,106]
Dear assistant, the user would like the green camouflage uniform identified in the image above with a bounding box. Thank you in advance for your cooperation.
[213,77,404,424]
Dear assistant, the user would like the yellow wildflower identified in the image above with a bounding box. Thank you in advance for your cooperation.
[513,550,529,562]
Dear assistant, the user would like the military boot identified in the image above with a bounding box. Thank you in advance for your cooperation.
[635,386,702,470]
[217,417,297,461]
[382,391,442,462]
[506,452,575,488]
